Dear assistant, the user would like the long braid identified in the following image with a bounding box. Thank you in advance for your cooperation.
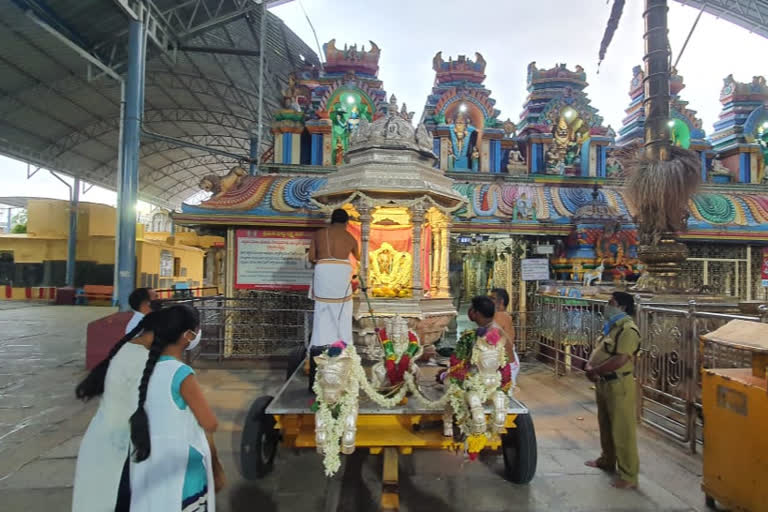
[129,304,200,463]
[75,314,154,401]
[129,334,164,462]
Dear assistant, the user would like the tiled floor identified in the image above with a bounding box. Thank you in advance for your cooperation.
[0,303,709,511]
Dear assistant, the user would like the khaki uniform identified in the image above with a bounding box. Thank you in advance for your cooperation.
[588,315,641,484]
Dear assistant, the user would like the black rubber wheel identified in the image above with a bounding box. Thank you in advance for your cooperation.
[240,395,279,480]
[502,413,537,484]
[285,345,306,381]
[705,495,716,509]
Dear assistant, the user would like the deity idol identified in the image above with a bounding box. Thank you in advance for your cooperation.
[449,112,476,169]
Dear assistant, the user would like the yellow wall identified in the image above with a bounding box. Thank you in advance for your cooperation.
[0,198,208,288]
[26,200,70,237]
[137,240,205,286]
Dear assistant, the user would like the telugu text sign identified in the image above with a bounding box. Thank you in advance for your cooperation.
[235,230,313,290]
[521,258,550,281]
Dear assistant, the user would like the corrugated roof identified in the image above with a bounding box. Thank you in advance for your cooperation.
[0,0,317,209]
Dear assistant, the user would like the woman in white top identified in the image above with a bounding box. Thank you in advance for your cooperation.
[129,305,220,512]
[72,308,169,511]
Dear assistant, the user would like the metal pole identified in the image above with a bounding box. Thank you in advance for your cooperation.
[643,0,671,161]
[6,208,11,233]
[66,177,80,287]
[249,131,259,175]
[255,2,268,174]
[116,20,145,311]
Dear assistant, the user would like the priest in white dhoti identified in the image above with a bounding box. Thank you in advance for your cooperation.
[307,209,360,388]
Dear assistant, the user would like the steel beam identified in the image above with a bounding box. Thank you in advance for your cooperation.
[115,20,145,310]
[67,177,80,287]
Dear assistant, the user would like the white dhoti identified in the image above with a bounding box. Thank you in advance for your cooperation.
[310,259,353,347]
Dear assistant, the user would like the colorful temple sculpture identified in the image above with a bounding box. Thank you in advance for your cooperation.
[708,74,768,184]
[616,66,712,180]
[311,94,465,348]
[422,52,509,173]
[272,40,388,167]
[516,62,612,177]
[173,40,768,357]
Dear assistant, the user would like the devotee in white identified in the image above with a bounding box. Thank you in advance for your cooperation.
[308,209,359,348]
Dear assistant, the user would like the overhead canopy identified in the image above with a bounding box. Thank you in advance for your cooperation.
[0,0,317,209]
[673,0,768,39]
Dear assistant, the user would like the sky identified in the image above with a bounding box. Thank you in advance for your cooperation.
[3,0,768,208]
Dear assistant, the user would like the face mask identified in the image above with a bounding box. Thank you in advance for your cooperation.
[149,300,162,312]
[605,305,623,318]
[186,329,202,351]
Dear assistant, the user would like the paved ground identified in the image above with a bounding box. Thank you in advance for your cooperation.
[0,303,711,511]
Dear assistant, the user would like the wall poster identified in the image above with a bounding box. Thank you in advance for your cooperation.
[235,229,313,290]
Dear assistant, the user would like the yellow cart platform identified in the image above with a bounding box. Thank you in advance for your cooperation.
[239,363,538,511]
[701,320,768,512]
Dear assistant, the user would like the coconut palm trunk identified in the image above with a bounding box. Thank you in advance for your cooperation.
[625,0,700,292]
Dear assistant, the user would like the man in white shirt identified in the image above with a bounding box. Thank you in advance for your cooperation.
[125,288,158,334]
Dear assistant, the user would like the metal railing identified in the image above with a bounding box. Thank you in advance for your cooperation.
[166,292,313,361]
[532,293,766,453]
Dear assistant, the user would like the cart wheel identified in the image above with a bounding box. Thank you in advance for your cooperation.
[705,495,716,509]
[502,413,537,484]
[240,395,279,480]
[286,345,305,380]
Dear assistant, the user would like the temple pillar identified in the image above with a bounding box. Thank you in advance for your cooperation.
[431,227,440,295]
[359,205,371,285]
[481,139,490,172]
[322,133,332,166]
[440,136,450,170]
[291,131,301,164]
[273,132,283,163]
[411,205,424,297]
[438,222,451,297]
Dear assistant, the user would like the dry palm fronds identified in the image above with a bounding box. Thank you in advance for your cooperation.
[598,0,626,70]
[625,145,700,235]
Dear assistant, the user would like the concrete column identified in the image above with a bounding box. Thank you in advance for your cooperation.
[66,178,80,287]
[115,20,145,310]
[411,205,424,297]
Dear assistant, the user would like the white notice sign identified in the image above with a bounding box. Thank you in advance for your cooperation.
[235,230,314,290]
[521,258,550,281]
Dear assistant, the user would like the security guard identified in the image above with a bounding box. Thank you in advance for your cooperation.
[585,291,641,489]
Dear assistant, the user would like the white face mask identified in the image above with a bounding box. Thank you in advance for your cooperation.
[186,329,202,351]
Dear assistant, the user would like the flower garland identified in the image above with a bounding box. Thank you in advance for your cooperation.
[442,326,510,460]
[377,327,420,386]
[312,325,513,474]
[311,342,360,476]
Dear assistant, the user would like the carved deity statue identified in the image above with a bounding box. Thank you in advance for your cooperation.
[551,111,587,169]
[369,242,412,297]
[370,315,423,390]
[471,146,480,172]
[709,156,731,180]
[334,138,345,165]
[448,112,476,169]
[506,143,526,174]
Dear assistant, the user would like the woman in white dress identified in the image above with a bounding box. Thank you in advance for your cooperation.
[71,307,172,511]
[129,305,219,512]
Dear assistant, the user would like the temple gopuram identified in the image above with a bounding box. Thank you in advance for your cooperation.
[175,40,768,354]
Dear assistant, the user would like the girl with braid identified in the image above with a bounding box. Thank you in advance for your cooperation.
[129,305,219,512]
[72,307,170,511]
